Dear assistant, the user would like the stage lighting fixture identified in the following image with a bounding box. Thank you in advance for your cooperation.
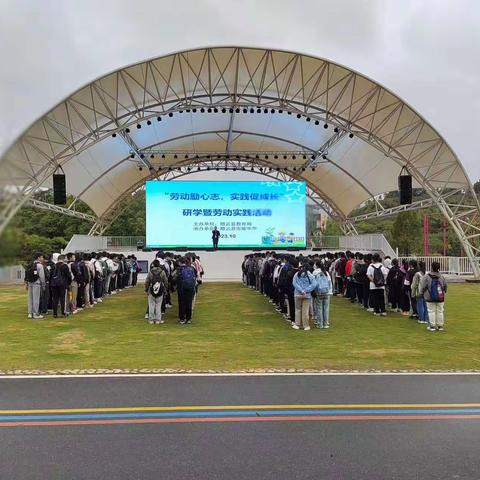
[265,155,269,159]
[235,155,240,160]
[213,107,218,113]
[250,108,254,113]
[306,117,311,122]
[187,167,191,171]
[296,114,301,119]
[169,112,174,117]
[233,167,237,171]
[150,154,154,159]
[334,127,339,133]
[271,109,275,113]
[293,167,297,171]
[147,120,152,125]
[139,166,143,171]
[255,155,259,159]
[322,154,327,160]
[257,108,261,113]
[125,128,130,133]
[250,166,254,171]
[235,108,240,113]
[276,167,280,171]
[229,108,234,113]
[140,154,145,159]
[206,155,211,159]
[130,153,135,159]
[283,155,287,159]
[242,166,246,170]
[315,120,319,125]
[157,116,162,121]
[278,109,283,113]
[186,109,191,113]
[216,167,220,171]
[292,154,296,159]
[311,155,315,160]
[287,111,292,115]
[161,154,165,159]
[200,108,205,113]
[243,108,248,113]
[168,167,172,171]
[136,124,141,129]
[324,123,328,129]
[149,166,154,171]
[174,154,178,159]
[197,166,201,171]
[193,108,198,113]
[112,133,116,138]
[185,154,189,159]
[259,167,263,172]
[222,107,226,113]
[206,108,211,113]
[302,155,307,160]
[349,132,354,138]
[312,167,316,171]
[179,110,183,113]
[207,166,211,171]
[274,155,278,159]
[263,108,268,113]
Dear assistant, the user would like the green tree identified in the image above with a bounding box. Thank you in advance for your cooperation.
[390,211,421,255]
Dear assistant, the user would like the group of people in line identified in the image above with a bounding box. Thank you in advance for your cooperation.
[143,252,204,325]
[24,250,204,326]
[24,252,141,319]
[241,251,448,332]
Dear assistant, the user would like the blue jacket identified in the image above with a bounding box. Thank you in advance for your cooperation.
[293,271,317,298]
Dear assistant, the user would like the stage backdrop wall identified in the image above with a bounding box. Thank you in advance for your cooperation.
[146,180,306,249]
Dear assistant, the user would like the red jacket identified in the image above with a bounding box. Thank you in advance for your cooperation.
[345,259,354,277]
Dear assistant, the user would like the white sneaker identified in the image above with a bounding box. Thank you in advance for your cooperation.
[144,314,149,319]
[159,320,165,324]
[33,314,44,319]
[27,314,32,319]
[292,324,300,330]
[367,308,374,312]
[166,304,172,309]
[304,326,311,331]
[324,325,330,329]
[148,320,154,325]
[381,312,387,317]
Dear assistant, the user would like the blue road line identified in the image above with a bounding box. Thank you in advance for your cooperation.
[1,408,480,422]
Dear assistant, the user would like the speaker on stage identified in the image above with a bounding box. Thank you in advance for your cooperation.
[53,173,66,205]
[398,171,412,205]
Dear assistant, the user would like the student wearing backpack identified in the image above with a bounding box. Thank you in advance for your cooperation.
[386,259,403,312]
[412,260,429,324]
[50,255,72,318]
[419,262,447,331]
[173,257,197,324]
[312,260,333,328]
[144,259,169,324]
[353,253,367,306]
[25,252,46,319]
[366,253,389,316]
[292,262,317,331]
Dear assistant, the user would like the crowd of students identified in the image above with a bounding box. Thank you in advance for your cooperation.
[143,252,204,324]
[241,251,448,332]
[24,250,204,326]
[24,252,141,319]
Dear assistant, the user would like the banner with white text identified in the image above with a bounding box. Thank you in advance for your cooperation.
[145,181,306,248]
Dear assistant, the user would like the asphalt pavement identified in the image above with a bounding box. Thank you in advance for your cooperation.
[0,374,479,479]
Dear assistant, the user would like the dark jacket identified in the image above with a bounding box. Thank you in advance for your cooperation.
[51,262,72,288]
[144,267,168,294]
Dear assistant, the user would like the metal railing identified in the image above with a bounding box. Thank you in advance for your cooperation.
[400,256,480,276]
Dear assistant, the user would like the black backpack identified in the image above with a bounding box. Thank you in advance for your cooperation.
[373,266,385,287]
[354,263,367,283]
[24,262,37,283]
[50,264,62,287]
[149,270,165,297]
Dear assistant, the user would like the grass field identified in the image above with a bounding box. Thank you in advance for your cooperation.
[0,282,479,372]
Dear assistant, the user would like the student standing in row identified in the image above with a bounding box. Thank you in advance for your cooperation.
[420,262,447,331]
[366,253,389,316]
[25,252,46,319]
[144,259,169,324]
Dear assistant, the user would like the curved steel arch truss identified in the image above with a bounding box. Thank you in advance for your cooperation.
[1,47,479,275]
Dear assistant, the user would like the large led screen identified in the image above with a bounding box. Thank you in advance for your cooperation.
[146,181,306,249]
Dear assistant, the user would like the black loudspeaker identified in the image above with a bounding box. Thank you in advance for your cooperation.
[398,174,412,205]
[53,174,66,205]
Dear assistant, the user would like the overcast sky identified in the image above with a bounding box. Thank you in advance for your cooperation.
[1,0,479,182]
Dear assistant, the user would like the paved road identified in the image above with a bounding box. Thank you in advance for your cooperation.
[0,374,479,479]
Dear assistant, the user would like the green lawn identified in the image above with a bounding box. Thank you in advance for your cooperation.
[0,282,479,372]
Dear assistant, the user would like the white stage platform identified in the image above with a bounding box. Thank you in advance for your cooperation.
[132,249,311,282]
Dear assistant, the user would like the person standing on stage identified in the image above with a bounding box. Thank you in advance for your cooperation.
[212,226,220,249]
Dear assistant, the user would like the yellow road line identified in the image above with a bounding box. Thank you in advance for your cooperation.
[1,404,480,414]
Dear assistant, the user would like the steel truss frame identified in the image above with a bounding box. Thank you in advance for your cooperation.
[1,47,479,275]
